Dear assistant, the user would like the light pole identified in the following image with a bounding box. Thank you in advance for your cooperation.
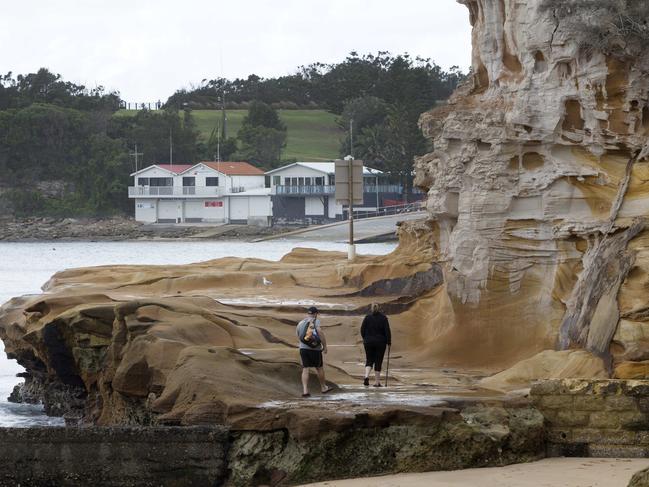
[345,155,355,260]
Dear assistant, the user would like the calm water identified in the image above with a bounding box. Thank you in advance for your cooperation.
[0,239,396,426]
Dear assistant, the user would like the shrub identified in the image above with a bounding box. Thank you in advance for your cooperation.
[540,0,649,58]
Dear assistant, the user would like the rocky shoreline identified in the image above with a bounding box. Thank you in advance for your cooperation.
[0,217,297,242]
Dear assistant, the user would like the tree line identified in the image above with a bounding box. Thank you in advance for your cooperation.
[166,52,463,113]
[0,53,465,217]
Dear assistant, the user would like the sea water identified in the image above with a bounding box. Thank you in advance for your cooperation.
[0,239,396,426]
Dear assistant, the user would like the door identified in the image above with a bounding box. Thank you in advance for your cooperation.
[229,197,249,223]
[158,200,180,223]
[185,200,204,222]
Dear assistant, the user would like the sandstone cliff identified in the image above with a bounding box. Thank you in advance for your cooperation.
[415,0,649,382]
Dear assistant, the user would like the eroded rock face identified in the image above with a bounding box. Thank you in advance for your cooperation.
[0,234,445,427]
[414,0,649,378]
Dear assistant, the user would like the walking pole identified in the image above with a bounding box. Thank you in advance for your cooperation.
[385,345,391,387]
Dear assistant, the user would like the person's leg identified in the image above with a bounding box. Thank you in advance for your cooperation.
[364,343,376,386]
[301,367,310,395]
[316,367,328,391]
[373,344,387,386]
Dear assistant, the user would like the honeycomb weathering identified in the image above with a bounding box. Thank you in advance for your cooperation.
[413,0,649,379]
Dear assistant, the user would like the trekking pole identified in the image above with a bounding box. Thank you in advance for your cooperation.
[385,345,391,387]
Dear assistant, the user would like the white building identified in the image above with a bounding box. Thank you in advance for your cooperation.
[128,162,272,225]
[266,162,394,224]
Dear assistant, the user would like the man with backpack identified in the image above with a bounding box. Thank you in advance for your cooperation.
[296,306,334,397]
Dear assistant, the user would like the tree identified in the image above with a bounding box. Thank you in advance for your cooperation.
[206,124,238,161]
[107,108,200,166]
[540,0,649,58]
[338,96,389,156]
[241,100,286,131]
[237,101,287,167]
[163,52,465,111]
[0,69,120,112]
[79,134,131,214]
[339,97,427,195]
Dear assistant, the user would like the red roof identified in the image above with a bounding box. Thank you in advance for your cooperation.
[156,164,193,174]
[202,161,264,176]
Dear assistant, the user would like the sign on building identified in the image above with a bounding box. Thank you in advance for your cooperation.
[334,159,363,205]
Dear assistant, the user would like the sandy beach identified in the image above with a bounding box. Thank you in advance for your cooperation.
[300,458,649,487]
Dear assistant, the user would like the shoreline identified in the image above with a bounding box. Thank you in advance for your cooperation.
[0,217,303,243]
[299,458,649,487]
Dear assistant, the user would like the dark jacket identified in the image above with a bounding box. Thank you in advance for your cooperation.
[361,312,391,346]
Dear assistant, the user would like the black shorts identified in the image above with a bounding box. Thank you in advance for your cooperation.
[364,343,387,371]
[300,348,323,368]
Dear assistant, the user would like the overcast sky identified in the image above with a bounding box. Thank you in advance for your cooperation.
[1,1,472,103]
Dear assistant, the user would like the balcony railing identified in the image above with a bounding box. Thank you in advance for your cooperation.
[128,186,223,197]
[274,185,335,196]
[273,184,403,196]
[363,184,403,193]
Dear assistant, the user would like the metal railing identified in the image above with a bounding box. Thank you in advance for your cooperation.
[128,186,223,197]
[363,184,403,193]
[273,184,404,196]
[343,201,425,220]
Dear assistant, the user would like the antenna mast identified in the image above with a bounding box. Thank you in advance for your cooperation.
[169,127,173,171]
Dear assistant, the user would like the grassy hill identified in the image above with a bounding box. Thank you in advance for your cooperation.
[117,109,343,161]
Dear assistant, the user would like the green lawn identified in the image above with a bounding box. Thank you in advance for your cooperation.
[116,109,344,162]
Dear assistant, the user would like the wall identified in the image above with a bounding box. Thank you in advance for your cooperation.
[0,426,228,486]
[229,175,265,191]
[269,165,329,188]
[134,199,156,223]
[305,196,325,216]
[531,379,649,457]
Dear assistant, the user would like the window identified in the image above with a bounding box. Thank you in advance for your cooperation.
[285,177,291,185]
[137,177,149,186]
[315,177,324,186]
[206,177,219,186]
[329,175,335,185]
[305,177,312,186]
[298,177,305,186]
[265,176,271,188]
[183,177,195,187]
[149,177,173,186]
[291,177,298,186]
[273,176,281,186]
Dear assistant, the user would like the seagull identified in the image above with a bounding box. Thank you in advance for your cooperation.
[262,277,272,286]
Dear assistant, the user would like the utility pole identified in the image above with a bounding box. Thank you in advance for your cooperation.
[128,142,144,191]
[169,128,173,171]
[347,118,355,260]
[129,143,143,175]
[217,119,221,162]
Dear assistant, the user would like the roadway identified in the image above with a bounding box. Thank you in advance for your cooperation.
[256,211,428,243]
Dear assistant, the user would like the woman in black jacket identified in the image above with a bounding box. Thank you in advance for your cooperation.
[360,303,391,387]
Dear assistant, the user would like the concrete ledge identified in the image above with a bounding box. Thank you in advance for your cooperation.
[0,426,228,487]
